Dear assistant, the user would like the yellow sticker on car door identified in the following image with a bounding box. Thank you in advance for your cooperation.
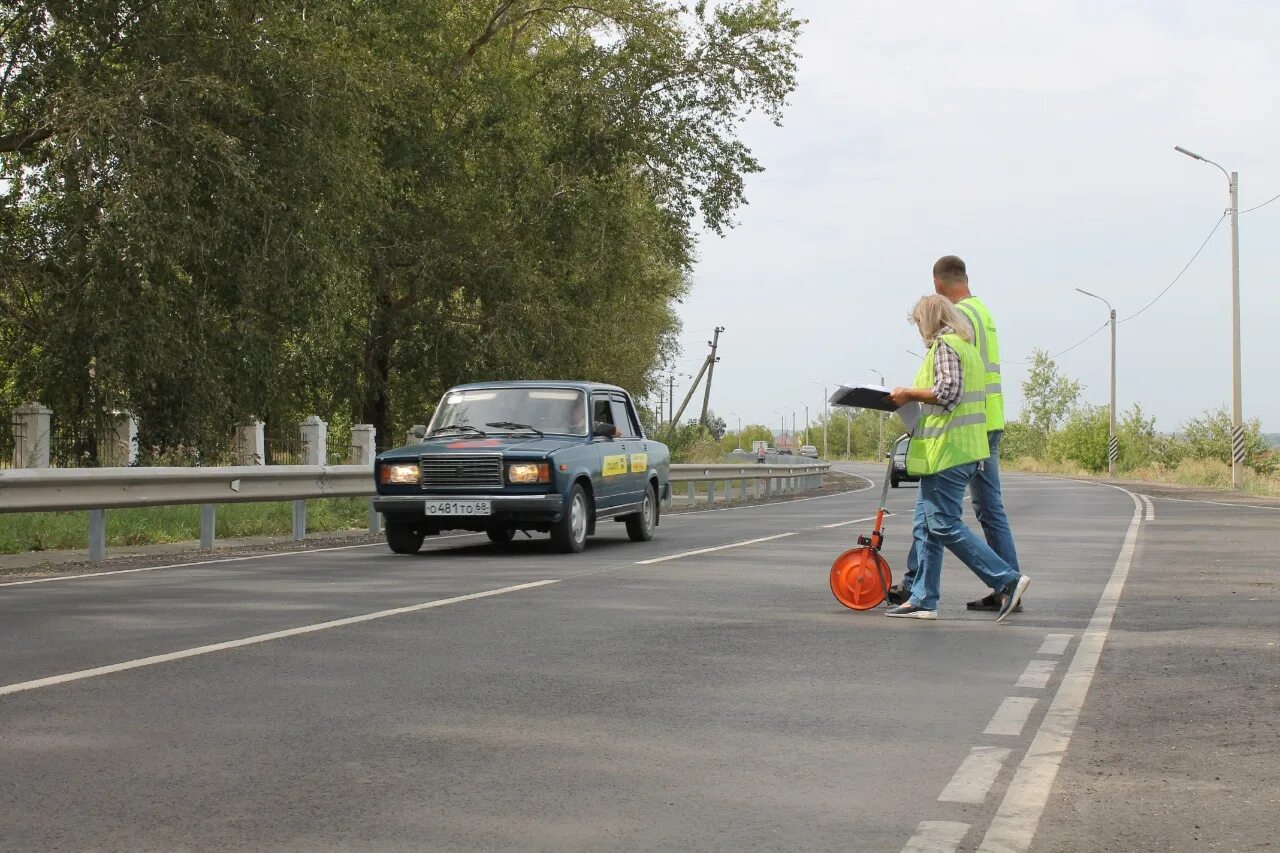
[629,453,648,473]
[602,454,628,477]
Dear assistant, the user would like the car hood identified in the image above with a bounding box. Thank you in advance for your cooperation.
[379,436,582,460]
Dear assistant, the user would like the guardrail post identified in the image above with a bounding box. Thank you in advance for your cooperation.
[87,509,106,561]
[765,477,772,498]
[707,480,716,505]
[687,482,696,505]
[98,411,138,467]
[200,504,216,550]
[739,478,747,501]
[292,500,307,540]
[12,402,51,468]
[235,420,265,465]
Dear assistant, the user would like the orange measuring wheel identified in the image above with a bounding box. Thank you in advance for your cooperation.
[828,431,911,612]
[830,547,892,610]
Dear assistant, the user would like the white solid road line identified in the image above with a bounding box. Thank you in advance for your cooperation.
[0,580,558,698]
[1036,634,1073,656]
[821,514,884,529]
[634,533,798,565]
[1015,660,1057,690]
[665,476,875,518]
[902,820,971,853]
[978,491,1144,853]
[984,697,1039,737]
[1138,494,1155,520]
[938,746,1012,804]
[1148,494,1280,512]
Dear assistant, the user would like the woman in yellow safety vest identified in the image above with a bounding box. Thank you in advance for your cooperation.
[884,295,1030,622]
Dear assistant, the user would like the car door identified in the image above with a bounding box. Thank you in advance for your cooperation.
[591,392,626,509]
[609,394,646,508]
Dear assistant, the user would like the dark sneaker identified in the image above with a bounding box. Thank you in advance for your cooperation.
[886,604,938,620]
[886,584,911,606]
[996,575,1031,623]
[968,591,1022,612]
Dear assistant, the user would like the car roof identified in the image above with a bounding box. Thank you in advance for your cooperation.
[446,380,630,395]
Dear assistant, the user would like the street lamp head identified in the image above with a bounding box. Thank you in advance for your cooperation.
[1174,145,1205,162]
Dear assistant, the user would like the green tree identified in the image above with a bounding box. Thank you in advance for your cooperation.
[1020,349,1083,436]
[1179,408,1276,475]
[1049,404,1109,472]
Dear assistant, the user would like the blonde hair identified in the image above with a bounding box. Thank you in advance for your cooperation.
[911,294,974,344]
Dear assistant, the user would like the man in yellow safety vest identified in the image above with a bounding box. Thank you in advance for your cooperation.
[890,256,1024,612]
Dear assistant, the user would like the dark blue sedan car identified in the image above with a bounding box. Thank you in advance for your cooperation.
[373,381,671,554]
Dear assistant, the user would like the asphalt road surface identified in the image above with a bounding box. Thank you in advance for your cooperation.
[1,466,1274,852]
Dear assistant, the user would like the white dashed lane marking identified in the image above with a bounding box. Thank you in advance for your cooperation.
[902,820,970,853]
[984,697,1040,737]
[1016,660,1058,689]
[1036,634,1073,656]
[938,746,1012,804]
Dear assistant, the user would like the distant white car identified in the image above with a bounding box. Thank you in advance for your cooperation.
[729,447,748,455]
[798,445,819,458]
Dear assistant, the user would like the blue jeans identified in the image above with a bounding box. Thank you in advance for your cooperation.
[906,460,1023,610]
[903,430,1020,588]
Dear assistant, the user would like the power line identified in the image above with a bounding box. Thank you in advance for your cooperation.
[1241,191,1280,214]
[1005,320,1110,365]
[1119,212,1226,323]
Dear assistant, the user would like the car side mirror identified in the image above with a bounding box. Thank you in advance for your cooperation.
[592,422,616,439]
[412,425,427,439]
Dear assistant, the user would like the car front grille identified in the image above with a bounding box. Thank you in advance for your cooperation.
[418,454,503,489]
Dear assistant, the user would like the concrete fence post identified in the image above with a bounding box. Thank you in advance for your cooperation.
[235,420,265,466]
[300,416,327,466]
[12,402,51,468]
[98,411,138,467]
[350,424,377,466]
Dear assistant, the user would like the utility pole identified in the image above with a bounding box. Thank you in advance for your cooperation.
[1077,290,1118,476]
[1176,145,1244,489]
[656,389,665,430]
[667,375,675,425]
[699,326,725,428]
[804,404,809,446]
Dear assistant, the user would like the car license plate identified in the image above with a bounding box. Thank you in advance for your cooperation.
[424,500,492,516]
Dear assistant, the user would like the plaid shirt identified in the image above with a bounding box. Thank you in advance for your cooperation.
[931,328,963,412]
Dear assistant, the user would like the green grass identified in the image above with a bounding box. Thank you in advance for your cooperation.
[0,498,372,554]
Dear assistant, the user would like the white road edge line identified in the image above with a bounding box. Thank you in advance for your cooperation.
[1146,494,1280,512]
[938,746,1012,804]
[634,532,798,565]
[0,580,559,698]
[1036,634,1073,656]
[0,533,485,589]
[665,476,875,518]
[1139,494,1155,521]
[977,490,1143,853]
[984,697,1039,737]
[902,820,971,853]
[1015,660,1057,690]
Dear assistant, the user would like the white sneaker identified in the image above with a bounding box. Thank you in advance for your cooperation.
[886,604,938,620]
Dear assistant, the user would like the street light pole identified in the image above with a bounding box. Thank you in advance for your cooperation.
[1076,289,1118,476]
[728,411,742,450]
[870,369,885,461]
[1176,145,1244,489]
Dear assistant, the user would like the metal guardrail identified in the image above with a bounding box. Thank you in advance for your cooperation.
[0,460,832,562]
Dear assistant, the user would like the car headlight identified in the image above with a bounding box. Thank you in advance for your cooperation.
[507,462,550,484]
[379,463,420,485]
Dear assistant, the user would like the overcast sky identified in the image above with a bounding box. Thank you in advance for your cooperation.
[674,0,1280,436]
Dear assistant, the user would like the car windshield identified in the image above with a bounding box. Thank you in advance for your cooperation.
[429,387,588,437]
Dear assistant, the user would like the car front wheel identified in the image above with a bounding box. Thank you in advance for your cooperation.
[386,521,425,554]
[625,483,657,542]
[550,484,591,553]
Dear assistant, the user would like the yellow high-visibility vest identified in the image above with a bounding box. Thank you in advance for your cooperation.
[906,333,989,476]
[956,296,1005,432]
